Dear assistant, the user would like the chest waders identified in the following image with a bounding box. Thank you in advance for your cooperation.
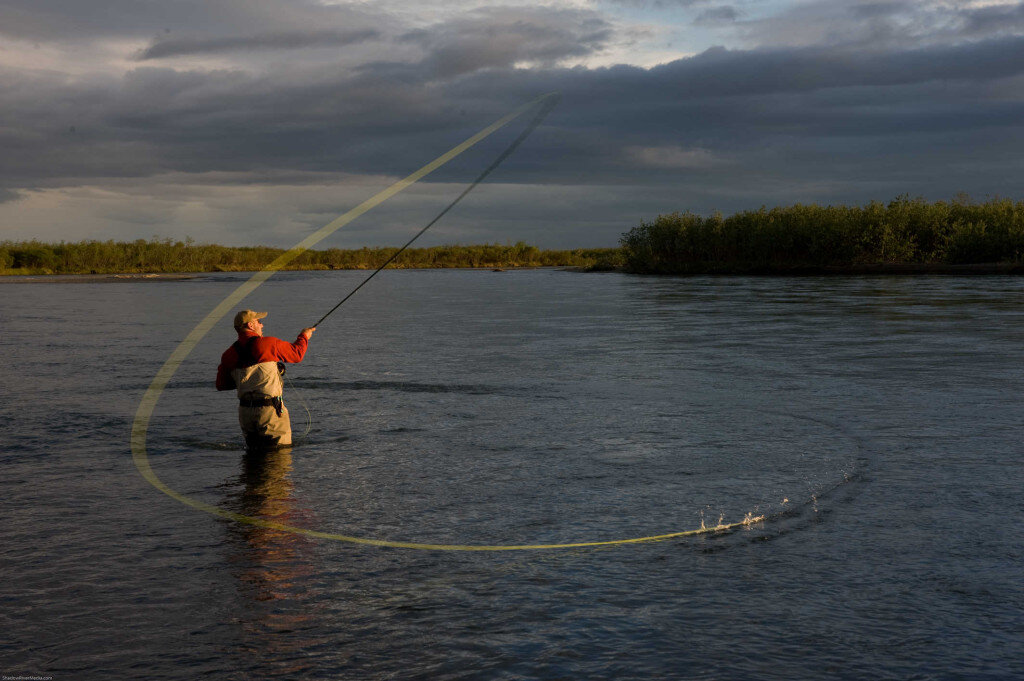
[232,337,291,449]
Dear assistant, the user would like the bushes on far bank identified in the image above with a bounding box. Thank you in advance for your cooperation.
[620,196,1024,274]
[0,238,617,275]
[9,195,1024,278]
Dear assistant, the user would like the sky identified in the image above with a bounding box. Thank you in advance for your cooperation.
[1,0,1023,248]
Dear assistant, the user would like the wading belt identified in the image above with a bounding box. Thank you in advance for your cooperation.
[240,394,283,416]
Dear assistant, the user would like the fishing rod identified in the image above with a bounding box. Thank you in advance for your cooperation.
[311,92,560,328]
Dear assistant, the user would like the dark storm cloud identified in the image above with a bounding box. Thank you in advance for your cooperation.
[5,31,1024,190]
[136,29,381,60]
[742,1,1024,51]
[6,0,1024,243]
[5,0,1024,247]
[839,0,1024,34]
[956,2,1024,39]
[653,36,1024,96]
[0,0,374,42]
[398,7,613,76]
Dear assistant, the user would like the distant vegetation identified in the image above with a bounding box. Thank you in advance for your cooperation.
[8,196,1022,277]
[620,196,1024,274]
[0,239,619,275]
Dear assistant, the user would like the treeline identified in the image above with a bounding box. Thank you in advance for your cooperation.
[620,196,1024,274]
[11,195,1020,276]
[0,238,619,275]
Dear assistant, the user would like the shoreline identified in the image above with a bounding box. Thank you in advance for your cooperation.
[0,267,553,283]
[807,263,1024,275]
[0,272,204,283]
[4,262,1024,282]
[616,263,1024,276]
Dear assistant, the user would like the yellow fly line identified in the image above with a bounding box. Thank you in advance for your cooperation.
[130,93,765,551]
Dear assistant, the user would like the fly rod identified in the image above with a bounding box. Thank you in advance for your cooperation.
[311,92,560,328]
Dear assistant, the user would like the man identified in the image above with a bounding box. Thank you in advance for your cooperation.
[217,309,315,450]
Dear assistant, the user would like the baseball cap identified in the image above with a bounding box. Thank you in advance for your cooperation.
[233,309,267,329]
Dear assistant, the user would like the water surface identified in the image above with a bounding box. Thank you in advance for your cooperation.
[1,270,1021,679]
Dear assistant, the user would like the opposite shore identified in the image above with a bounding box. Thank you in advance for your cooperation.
[6,262,1024,284]
[0,241,617,277]
[7,195,1024,277]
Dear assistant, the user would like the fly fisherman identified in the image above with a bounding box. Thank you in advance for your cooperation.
[216,310,315,450]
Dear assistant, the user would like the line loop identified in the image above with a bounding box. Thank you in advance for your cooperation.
[130,93,764,550]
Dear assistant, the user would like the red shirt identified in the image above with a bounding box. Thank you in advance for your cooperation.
[216,330,309,391]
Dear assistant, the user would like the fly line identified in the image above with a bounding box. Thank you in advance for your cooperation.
[130,92,767,550]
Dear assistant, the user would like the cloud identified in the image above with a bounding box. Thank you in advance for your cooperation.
[5,33,1024,188]
[136,29,381,60]
[694,6,740,25]
[0,0,373,42]
[952,1,1024,39]
[398,7,613,76]
[626,146,727,168]
[601,0,727,7]
[739,0,1024,51]
[641,36,1024,97]
[3,0,1024,247]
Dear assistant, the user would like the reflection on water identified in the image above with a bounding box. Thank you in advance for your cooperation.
[223,448,324,675]
[229,447,313,599]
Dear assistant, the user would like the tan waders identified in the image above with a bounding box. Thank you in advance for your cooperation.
[233,362,291,449]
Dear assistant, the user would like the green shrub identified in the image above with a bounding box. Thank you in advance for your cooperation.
[9,243,59,270]
[620,196,1024,273]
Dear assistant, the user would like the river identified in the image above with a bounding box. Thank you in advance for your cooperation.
[1,269,1021,679]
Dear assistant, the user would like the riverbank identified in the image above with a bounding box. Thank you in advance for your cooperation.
[0,268,564,283]
[603,263,1024,276]
[619,196,1024,274]
[0,272,202,283]
[8,263,1024,283]
[0,240,618,276]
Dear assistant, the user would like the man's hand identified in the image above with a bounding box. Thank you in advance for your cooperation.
[300,327,316,340]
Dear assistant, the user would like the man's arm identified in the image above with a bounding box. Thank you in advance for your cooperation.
[261,329,313,363]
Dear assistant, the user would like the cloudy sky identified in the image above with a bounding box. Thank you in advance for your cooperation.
[2,0,1023,248]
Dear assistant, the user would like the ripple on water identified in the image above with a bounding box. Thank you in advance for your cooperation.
[3,271,1024,679]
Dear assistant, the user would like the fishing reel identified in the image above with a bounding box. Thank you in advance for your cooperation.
[277,361,286,376]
